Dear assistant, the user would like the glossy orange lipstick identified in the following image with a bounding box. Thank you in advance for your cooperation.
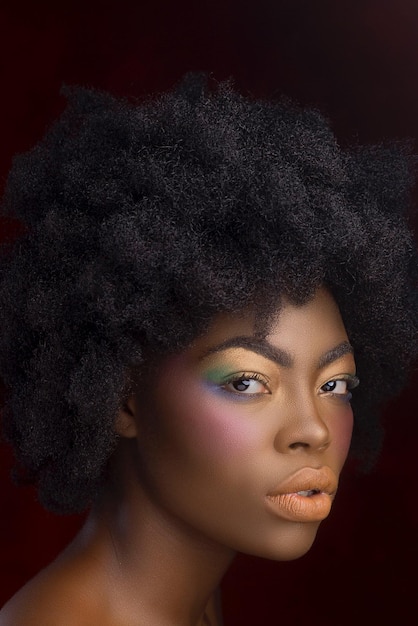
[265,466,338,522]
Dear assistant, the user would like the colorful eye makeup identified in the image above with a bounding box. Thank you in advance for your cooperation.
[201,353,359,403]
[203,364,270,397]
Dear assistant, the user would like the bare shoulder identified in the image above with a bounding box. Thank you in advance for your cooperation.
[0,559,107,626]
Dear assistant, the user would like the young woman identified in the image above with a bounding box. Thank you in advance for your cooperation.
[0,76,417,625]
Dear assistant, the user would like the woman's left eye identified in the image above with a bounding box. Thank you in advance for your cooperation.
[320,376,359,396]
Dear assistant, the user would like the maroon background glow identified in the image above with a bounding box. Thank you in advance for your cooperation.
[1,1,418,623]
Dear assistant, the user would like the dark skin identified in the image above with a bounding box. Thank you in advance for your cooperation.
[0,288,355,625]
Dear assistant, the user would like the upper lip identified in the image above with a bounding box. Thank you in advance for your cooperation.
[267,466,338,498]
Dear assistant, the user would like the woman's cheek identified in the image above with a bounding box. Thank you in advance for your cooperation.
[331,405,354,465]
[164,383,265,464]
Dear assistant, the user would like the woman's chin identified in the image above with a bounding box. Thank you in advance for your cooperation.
[244,520,321,562]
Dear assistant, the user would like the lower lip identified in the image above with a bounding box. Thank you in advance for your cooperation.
[265,492,333,522]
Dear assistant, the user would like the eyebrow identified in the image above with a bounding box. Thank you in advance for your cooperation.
[317,341,354,369]
[200,337,354,370]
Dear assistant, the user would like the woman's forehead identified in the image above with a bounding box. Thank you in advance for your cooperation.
[182,287,348,361]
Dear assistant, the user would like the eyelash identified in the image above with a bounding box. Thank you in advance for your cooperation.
[319,374,360,401]
[221,372,271,396]
[219,373,360,400]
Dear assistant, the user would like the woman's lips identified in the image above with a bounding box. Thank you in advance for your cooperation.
[265,466,338,522]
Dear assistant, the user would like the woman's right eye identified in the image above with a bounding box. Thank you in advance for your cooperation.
[222,373,270,396]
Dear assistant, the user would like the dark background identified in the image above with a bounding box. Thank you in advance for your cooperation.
[1,1,418,623]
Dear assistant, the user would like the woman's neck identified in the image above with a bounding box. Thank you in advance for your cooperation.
[71,454,235,626]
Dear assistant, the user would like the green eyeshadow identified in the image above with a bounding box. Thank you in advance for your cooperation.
[204,365,234,384]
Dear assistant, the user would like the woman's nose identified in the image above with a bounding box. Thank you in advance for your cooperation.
[273,396,330,454]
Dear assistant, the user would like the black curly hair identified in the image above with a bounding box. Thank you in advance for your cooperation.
[0,75,417,514]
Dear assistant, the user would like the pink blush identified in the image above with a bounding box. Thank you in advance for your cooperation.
[332,405,353,461]
[173,388,263,462]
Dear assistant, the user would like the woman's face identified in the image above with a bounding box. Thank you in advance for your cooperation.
[131,287,355,560]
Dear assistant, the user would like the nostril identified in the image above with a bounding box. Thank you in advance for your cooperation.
[289,441,310,450]
[288,440,330,452]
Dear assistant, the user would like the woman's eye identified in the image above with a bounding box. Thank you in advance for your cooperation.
[320,376,359,396]
[223,375,270,395]
[321,380,348,394]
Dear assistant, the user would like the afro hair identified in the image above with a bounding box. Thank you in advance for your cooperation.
[1,75,417,513]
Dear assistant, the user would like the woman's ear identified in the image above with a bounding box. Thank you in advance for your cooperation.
[114,395,138,438]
